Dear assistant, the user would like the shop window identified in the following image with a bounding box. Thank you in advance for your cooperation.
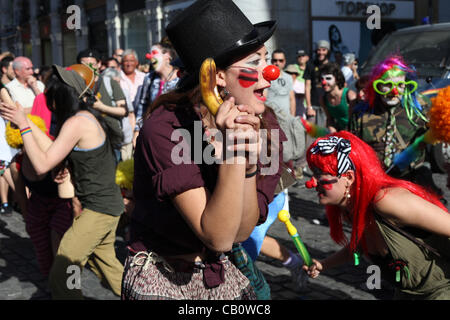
[41,38,53,66]
[122,11,147,64]
[88,21,108,59]
[63,32,77,65]
[119,0,145,14]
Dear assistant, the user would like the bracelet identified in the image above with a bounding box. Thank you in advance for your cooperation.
[245,167,259,178]
[20,127,32,136]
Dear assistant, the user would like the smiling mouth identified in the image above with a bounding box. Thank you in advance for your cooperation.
[254,87,268,102]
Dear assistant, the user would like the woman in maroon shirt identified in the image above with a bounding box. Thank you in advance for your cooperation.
[121,0,281,300]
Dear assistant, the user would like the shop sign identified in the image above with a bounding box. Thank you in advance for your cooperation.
[311,0,414,20]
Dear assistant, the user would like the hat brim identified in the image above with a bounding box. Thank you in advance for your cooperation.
[215,20,277,67]
[177,20,277,91]
[53,65,92,97]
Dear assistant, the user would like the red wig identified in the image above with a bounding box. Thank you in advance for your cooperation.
[306,131,447,255]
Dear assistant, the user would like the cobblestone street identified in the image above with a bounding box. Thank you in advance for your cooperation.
[0,173,448,300]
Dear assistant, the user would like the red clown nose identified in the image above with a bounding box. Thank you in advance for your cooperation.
[145,50,159,60]
[305,177,317,189]
[392,87,399,95]
[262,65,280,82]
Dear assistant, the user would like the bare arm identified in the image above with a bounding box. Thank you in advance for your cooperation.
[289,90,296,116]
[305,79,312,108]
[320,96,334,130]
[172,162,248,253]
[0,102,82,175]
[374,188,450,238]
[170,98,260,252]
[235,171,260,242]
[26,77,43,96]
[27,118,53,151]
[303,246,353,278]
[0,87,14,106]
[128,111,136,132]
[21,117,82,175]
[347,89,357,108]
[321,245,353,270]
[305,79,316,117]
[93,98,127,118]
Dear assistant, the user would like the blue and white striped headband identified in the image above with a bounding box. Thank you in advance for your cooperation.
[311,136,355,176]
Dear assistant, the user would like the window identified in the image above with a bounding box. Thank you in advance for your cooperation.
[122,11,148,64]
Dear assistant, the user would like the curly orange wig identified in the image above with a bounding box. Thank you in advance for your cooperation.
[428,85,450,143]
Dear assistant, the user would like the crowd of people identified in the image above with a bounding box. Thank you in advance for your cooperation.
[0,0,449,300]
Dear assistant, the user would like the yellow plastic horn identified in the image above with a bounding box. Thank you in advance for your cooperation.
[278,210,312,266]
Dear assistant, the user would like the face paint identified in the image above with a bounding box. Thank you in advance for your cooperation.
[238,68,259,88]
[378,74,406,107]
[319,179,337,190]
[148,46,164,72]
[321,74,335,86]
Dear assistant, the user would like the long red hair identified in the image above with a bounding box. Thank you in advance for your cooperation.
[306,131,446,254]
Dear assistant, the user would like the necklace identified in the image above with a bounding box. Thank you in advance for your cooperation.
[161,67,176,93]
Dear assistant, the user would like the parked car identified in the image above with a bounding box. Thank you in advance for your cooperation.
[360,23,450,173]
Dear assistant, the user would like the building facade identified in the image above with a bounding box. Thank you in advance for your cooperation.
[0,0,445,68]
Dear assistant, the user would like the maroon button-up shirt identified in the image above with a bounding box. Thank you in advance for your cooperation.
[129,103,286,287]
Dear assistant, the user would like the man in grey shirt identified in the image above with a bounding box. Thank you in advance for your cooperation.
[266,49,296,116]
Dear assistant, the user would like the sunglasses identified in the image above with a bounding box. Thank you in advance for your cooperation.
[272,59,285,63]
[373,79,418,95]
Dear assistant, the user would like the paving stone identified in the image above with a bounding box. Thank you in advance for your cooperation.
[0,173,448,300]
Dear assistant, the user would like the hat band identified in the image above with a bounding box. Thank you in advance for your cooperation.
[234,28,259,48]
[212,28,260,69]
[78,74,94,99]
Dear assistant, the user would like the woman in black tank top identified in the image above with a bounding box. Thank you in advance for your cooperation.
[0,65,125,299]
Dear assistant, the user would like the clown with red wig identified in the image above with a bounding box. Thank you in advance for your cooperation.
[303,131,450,299]
[349,54,443,197]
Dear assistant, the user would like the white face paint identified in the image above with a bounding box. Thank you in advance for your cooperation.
[149,46,164,72]
[379,74,405,107]
[321,74,336,91]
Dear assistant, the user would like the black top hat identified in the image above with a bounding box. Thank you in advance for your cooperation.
[166,0,276,89]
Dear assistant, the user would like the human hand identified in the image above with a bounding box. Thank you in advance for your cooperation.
[132,131,139,149]
[306,106,316,118]
[302,259,323,279]
[225,129,260,169]
[93,97,105,111]
[52,167,69,184]
[26,75,38,88]
[214,97,243,132]
[72,197,83,218]
[234,104,261,132]
[0,102,28,128]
